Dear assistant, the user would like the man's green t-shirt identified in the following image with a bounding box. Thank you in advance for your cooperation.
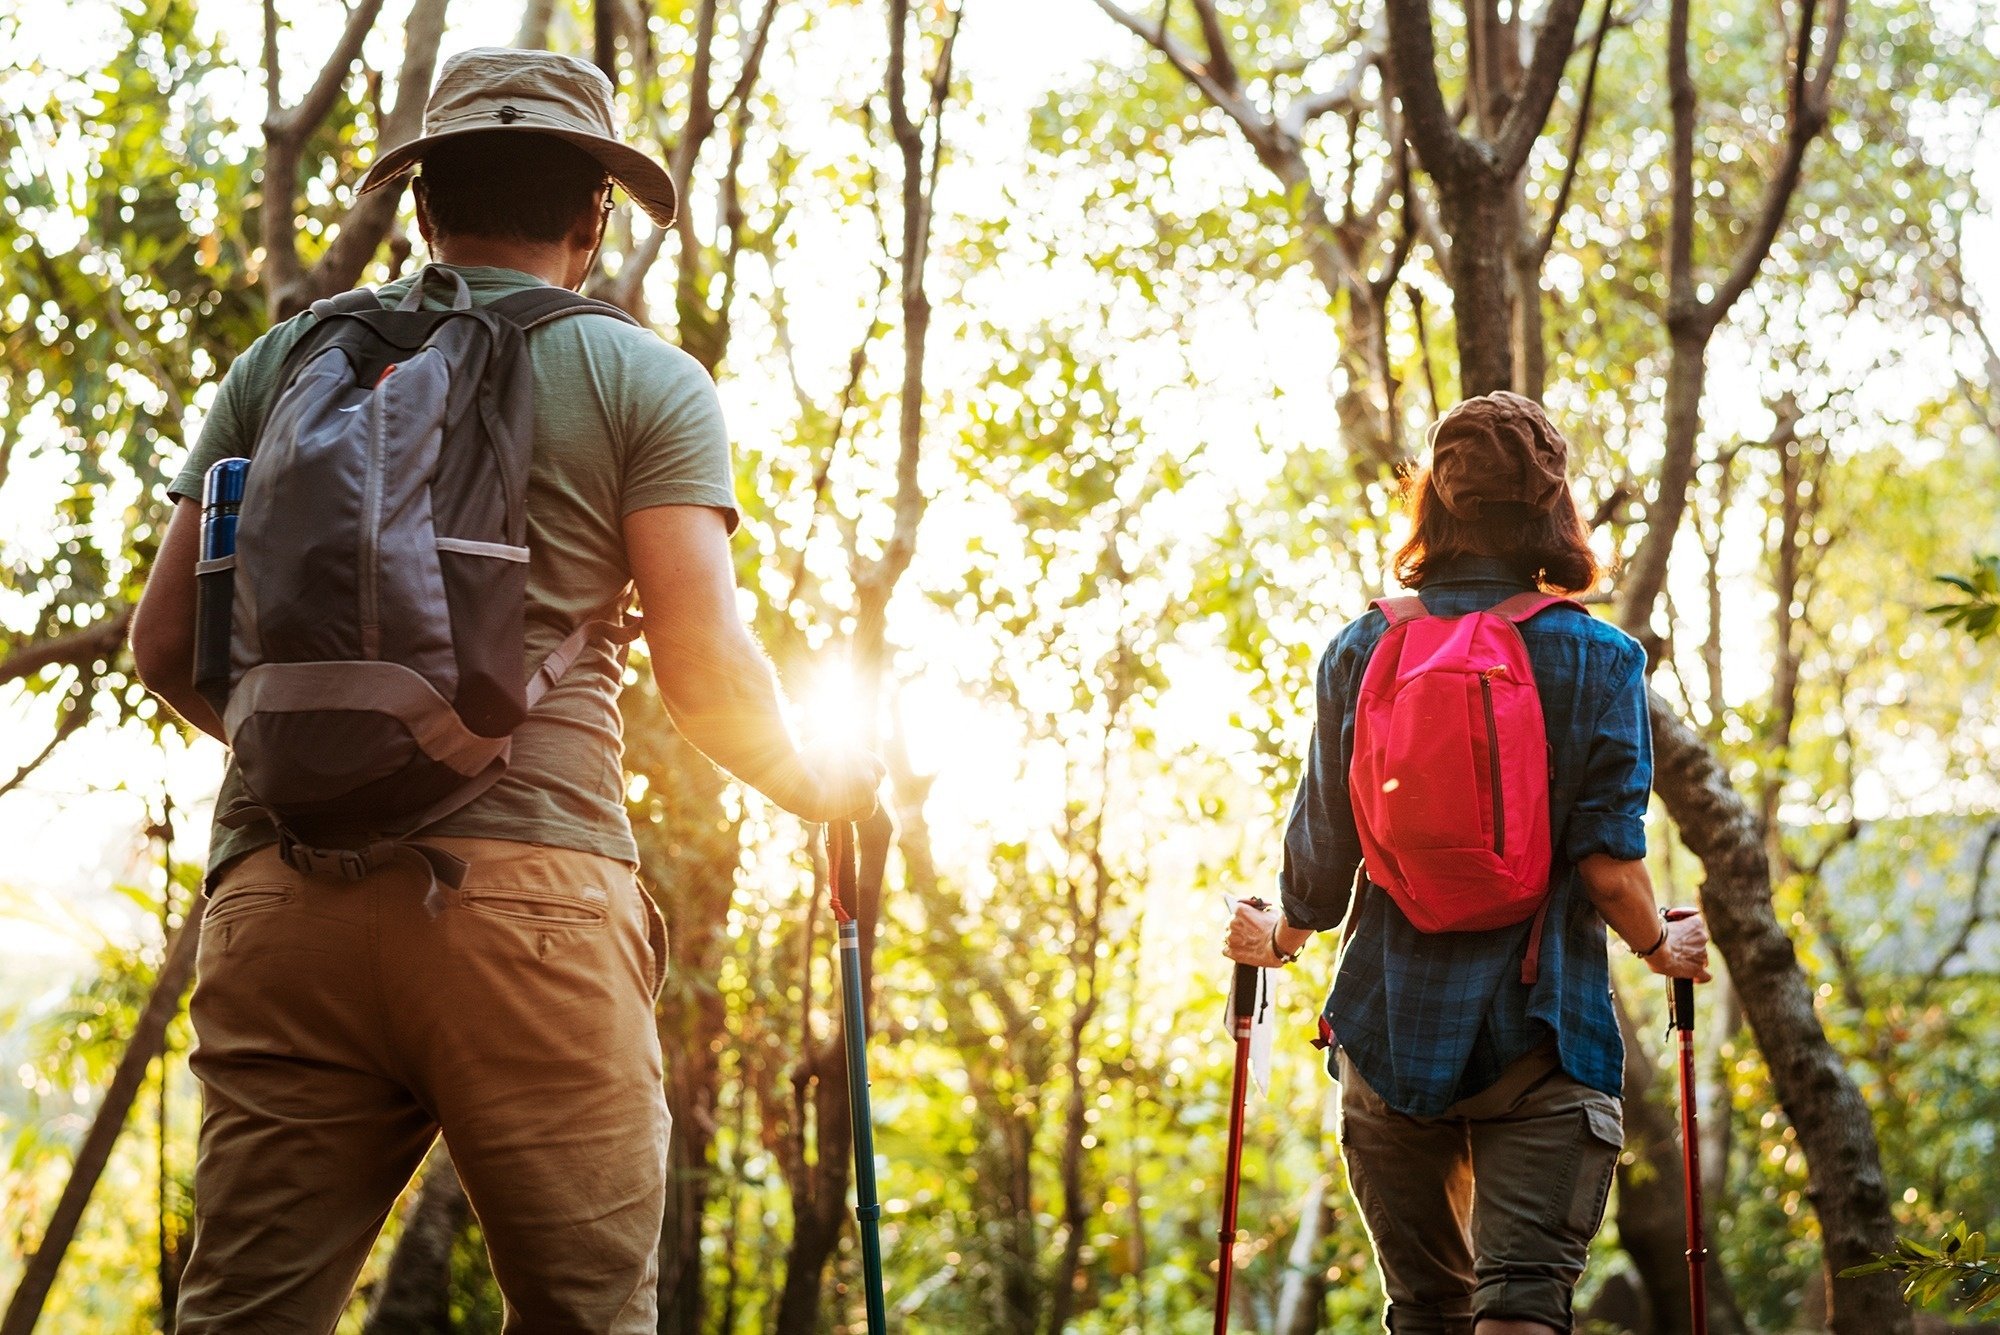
[168,265,737,876]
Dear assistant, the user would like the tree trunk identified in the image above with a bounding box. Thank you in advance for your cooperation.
[621,692,744,1335]
[1511,222,1547,400]
[771,807,895,1335]
[1648,694,1911,1335]
[1043,1031,1093,1335]
[513,0,557,49]
[363,1150,470,1335]
[1275,1087,1342,1335]
[1617,330,1709,634]
[1443,183,1519,397]
[2,900,205,1335]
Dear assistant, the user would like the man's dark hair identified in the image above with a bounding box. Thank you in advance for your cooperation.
[415,131,607,244]
[1392,469,1602,595]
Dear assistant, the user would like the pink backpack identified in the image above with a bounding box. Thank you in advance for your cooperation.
[1349,592,1582,984]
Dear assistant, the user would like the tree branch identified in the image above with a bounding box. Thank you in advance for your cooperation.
[1275,34,1379,144]
[671,0,722,192]
[259,0,395,320]
[0,700,83,802]
[0,900,206,1335]
[859,0,962,647]
[1699,0,1846,324]
[1536,0,1614,259]
[722,0,783,114]
[1088,0,1273,149]
[283,0,389,142]
[777,267,891,614]
[1912,821,2000,1009]
[0,608,132,687]
[312,0,451,296]
[1382,0,1475,185]
[1490,0,1589,178]
[1188,0,1241,93]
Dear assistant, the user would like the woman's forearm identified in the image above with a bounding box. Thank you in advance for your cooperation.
[1576,853,1663,952]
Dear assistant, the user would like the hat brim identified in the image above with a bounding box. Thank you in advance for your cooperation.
[359,124,679,229]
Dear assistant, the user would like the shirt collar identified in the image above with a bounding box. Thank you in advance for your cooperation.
[1424,555,1534,588]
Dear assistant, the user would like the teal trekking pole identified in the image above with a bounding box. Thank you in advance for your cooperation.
[826,821,887,1333]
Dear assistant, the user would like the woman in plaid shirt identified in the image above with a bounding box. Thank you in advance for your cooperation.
[1227,393,1710,1335]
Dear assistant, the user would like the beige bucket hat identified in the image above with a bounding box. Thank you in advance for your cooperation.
[359,47,677,227]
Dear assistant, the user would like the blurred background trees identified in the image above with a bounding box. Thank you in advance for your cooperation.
[2,0,1998,1331]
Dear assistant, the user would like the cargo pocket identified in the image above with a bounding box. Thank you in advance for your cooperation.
[1564,1100,1624,1236]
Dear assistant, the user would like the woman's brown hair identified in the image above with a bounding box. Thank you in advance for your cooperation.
[1391,468,1601,595]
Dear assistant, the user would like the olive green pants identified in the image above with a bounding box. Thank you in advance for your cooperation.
[176,837,669,1334]
[1338,1044,1624,1334]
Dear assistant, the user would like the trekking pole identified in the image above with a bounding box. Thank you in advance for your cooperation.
[1213,911,1264,1335]
[826,821,888,1335]
[1665,907,1708,1335]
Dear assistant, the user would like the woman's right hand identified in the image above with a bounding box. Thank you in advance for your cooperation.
[1644,912,1712,983]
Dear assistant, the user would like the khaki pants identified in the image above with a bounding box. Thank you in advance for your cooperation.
[1338,1045,1623,1334]
[176,837,669,1334]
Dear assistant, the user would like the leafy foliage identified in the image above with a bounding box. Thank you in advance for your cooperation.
[1929,555,2000,641]
[1841,1220,2000,1314]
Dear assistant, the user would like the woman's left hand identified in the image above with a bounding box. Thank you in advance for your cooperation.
[1224,899,1287,967]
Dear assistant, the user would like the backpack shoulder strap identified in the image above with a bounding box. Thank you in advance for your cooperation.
[306,287,388,321]
[1372,595,1430,627]
[1490,591,1586,624]
[488,287,642,332]
[525,604,644,710]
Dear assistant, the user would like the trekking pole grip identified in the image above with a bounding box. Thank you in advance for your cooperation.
[1672,977,1696,1031]
[1664,907,1698,1032]
[1231,963,1259,1023]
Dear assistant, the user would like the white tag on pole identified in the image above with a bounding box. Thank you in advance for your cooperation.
[1248,968,1275,1095]
[1222,894,1278,1097]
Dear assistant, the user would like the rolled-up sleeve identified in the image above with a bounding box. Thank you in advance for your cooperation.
[1279,638,1366,931]
[1563,639,1652,863]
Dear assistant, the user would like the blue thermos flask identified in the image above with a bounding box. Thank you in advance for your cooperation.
[194,458,249,715]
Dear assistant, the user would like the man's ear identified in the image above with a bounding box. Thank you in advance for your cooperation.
[411,177,436,248]
[564,190,611,289]
[573,190,610,254]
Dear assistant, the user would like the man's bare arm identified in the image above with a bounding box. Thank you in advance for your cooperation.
[131,498,227,742]
[624,504,879,821]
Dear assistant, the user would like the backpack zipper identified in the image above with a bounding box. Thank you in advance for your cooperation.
[1481,666,1507,858]
[358,366,395,658]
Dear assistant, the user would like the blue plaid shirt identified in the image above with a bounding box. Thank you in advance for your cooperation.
[1279,556,1651,1117]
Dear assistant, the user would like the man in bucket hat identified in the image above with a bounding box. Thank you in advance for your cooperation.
[131,48,881,1330]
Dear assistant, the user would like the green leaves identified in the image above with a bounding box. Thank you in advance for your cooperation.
[1928,554,2000,641]
[1840,1220,2000,1313]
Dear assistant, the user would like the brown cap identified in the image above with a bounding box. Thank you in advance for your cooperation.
[359,47,678,227]
[1426,391,1570,519]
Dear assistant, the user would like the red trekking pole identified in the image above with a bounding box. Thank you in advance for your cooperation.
[1665,907,1708,1335]
[1213,948,1261,1334]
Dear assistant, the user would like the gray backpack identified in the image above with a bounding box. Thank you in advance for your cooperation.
[213,265,638,892]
